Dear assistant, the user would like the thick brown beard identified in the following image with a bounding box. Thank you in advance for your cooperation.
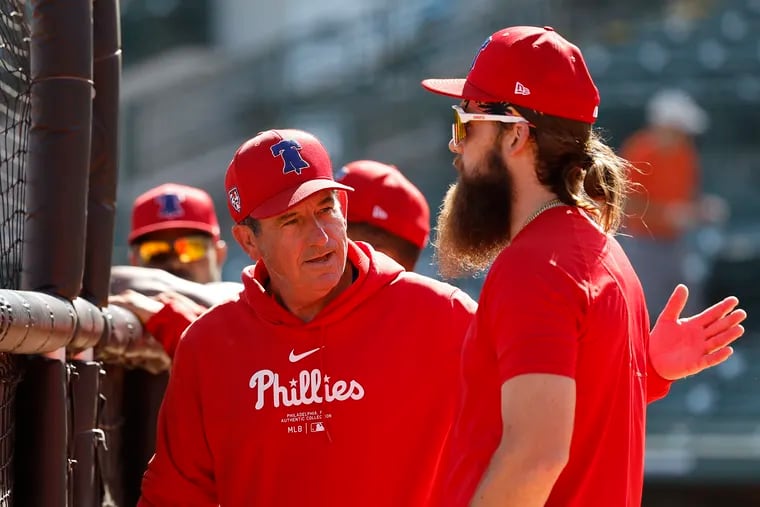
[434,148,514,279]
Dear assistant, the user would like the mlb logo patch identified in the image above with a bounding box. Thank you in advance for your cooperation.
[228,187,241,213]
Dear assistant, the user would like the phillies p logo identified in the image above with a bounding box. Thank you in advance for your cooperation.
[271,140,310,175]
[155,193,184,218]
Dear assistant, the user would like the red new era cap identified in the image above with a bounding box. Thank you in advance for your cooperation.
[225,129,353,222]
[336,160,430,249]
[422,26,600,124]
[129,183,220,244]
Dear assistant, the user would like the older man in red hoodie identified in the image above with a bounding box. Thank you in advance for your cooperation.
[138,129,477,506]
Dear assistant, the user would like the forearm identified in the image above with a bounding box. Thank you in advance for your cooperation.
[110,265,241,306]
[145,299,206,358]
[470,445,566,507]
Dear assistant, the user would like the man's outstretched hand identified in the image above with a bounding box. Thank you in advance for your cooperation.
[650,284,747,381]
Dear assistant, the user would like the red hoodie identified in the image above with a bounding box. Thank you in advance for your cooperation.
[138,241,477,507]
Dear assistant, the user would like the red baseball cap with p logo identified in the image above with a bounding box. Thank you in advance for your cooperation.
[422,26,600,124]
[129,183,220,244]
[224,129,353,222]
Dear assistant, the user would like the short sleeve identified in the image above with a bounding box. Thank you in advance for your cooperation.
[480,257,587,384]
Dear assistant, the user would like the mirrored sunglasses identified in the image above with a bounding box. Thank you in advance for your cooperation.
[135,235,212,264]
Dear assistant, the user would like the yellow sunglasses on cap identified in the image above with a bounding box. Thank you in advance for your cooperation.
[135,235,212,264]
[451,104,530,144]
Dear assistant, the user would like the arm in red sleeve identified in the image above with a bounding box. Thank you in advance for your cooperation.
[138,334,218,506]
[144,298,207,359]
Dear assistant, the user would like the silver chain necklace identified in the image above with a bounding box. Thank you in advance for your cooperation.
[520,198,565,232]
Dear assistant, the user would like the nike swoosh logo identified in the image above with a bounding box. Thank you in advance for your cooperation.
[289,347,323,363]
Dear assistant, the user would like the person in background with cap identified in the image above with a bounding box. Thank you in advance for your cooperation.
[137,129,478,507]
[127,183,227,284]
[336,159,430,271]
[110,183,231,359]
[620,88,727,318]
[107,183,235,506]
[421,26,745,506]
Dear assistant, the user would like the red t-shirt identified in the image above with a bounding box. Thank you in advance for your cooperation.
[138,241,477,507]
[439,206,670,507]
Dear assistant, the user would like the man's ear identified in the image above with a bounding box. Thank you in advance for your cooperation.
[231,225,262,261]
[505,123,532,155]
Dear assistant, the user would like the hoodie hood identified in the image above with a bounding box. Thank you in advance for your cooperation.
[240,240,404,328]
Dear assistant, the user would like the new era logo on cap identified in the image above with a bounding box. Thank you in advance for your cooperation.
[371,205,389,220]
[514,81,530,96]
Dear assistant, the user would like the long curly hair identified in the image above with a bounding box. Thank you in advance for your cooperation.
[483,102,631,233]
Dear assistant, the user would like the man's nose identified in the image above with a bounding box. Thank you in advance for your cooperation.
[307,218,329,245]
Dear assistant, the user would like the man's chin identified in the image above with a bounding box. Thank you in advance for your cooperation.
[435,252,471,280]
[435,246,499,279]
[435,217,510,279]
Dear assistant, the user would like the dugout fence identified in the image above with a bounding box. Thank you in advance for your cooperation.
[0,1,168,505]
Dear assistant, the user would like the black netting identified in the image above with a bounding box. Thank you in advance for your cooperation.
[0,2,30,291]
[0,3,28,504]
[0,353,21,507]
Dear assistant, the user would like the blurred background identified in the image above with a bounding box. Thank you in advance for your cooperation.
[113,0,760,503]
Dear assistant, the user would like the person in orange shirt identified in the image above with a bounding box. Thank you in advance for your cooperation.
[620,89,725,316]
